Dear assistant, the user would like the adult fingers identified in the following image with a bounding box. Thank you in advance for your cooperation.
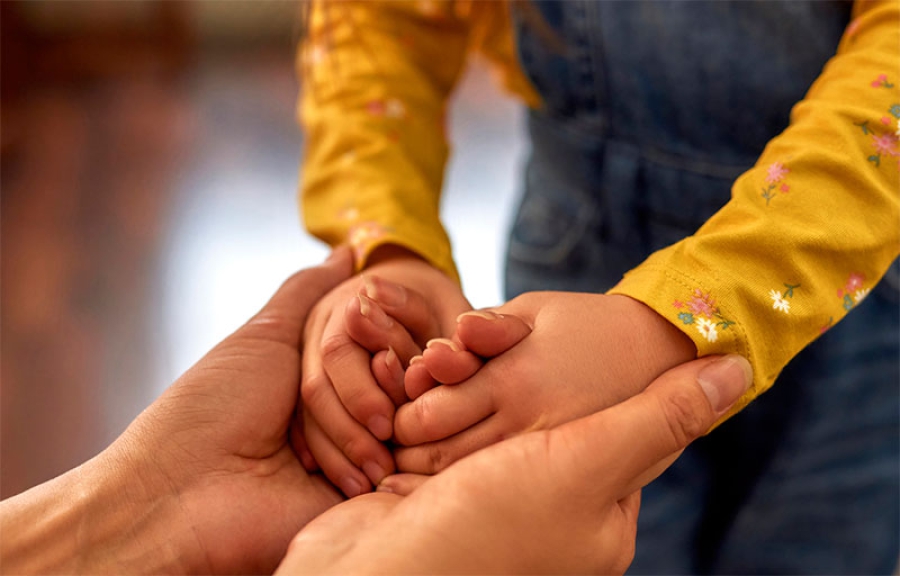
[393,378,494,446]
[455,310,533,358]
[238,246,353,347]
[551,354,752,500]
[344,294,422,363]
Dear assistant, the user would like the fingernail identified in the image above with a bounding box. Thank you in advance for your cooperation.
[385,347,404,380]
[457,310,502,323]
[339,476,363,498]
[363,461,387,485]
[368,414,393,440]
[408,354,424,367]
[358,294,393,329]
[697,355,752,414]
[426,338,460,352]
[362,275,407,307]
[375,480,395,493]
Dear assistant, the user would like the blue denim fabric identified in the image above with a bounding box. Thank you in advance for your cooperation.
[506,2,899,573]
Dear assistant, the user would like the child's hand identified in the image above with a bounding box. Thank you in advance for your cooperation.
[403,310,533,400]
[392,292,698,474]
[298,247,470,496]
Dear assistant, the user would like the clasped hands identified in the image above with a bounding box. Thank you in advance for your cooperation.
[0,247,751,575]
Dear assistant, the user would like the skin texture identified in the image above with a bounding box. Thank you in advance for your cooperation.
[276,354,752,575]
[1,250,354,575]
[392,291,698,474]
[299,246,471,497]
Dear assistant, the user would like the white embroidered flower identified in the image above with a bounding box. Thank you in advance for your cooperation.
[769,289,790,313]
[695,317,718,343]
[854,288,871,303]
[304,43,327,66]
[384,98,406,119]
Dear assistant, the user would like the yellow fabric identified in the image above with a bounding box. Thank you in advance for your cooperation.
[298,0,900,413]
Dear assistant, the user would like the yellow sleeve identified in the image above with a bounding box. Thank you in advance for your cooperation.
[298,0,473,282]
[609,0,900,419]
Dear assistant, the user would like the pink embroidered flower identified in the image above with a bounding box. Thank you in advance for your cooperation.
[765,162,790,183]
[845,272,866,293]
[882,116,893,126]
[688,289,716,318]
[348,222,390,260]
[872,133,899,156]
[871,74,895,88]
[672,299,684,309]
[780,183,790,193]
[366,100,386,116]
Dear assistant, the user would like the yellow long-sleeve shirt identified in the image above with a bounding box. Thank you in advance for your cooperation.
[298,0,900,417]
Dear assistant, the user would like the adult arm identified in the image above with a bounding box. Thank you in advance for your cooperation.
[0,250,353,574]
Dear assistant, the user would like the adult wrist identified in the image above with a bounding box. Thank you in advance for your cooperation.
[1,444,198,574]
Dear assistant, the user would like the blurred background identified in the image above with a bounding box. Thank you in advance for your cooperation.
[1,1,525,498]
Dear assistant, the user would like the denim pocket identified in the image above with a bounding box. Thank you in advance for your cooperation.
[507,160,596,269]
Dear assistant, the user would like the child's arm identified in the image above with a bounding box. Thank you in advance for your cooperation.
[393,291,697,474]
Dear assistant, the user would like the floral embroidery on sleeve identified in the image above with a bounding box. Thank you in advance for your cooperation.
[837,272,870,311]
[761,161,791,205]
[768,283,800,314]
[854,99,900,169]
[820,272,872,334]
[672,288,735,343]
[338,204,394,262]
[871,74,895,89]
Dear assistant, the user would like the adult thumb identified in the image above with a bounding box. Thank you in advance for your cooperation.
[237,246,354,346]
[552,354,752,500]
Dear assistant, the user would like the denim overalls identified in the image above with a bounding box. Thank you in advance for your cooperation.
[505,2,899,573]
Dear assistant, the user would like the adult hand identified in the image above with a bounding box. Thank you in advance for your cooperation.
[1,249,353,575]
[394,291,698,473]
[277,354,752,575]
[299,245,470,495]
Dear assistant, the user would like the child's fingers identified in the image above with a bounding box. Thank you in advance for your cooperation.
[301,376,396,489]
[344,294,422,364]
[404,356,439,401]
[361,275,442,344]
[456,310,533,358]
[303,409,373,498]
[371,348,408,406]
[393,378,494,446]
[320,313,396,440]
[422,338,483,384]
[394,415,499,474]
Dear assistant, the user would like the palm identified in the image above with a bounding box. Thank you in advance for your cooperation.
[123,316,344,573]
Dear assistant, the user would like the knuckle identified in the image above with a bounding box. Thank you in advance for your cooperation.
[426,445,451,473]
[321,333,357,367]
[660,390,709,448]
[338,434,371,466]
[300,372,330,407]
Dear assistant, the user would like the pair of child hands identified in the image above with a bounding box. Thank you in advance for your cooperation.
[297,258,697,499]
[298,272,526,497]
